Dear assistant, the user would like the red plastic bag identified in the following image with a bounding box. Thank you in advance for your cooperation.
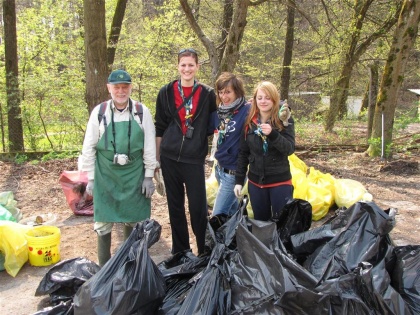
[59,171,93,216]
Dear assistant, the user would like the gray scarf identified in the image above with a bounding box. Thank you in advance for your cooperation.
[217,97,245,120]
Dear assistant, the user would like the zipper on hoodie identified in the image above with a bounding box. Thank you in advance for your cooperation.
[177,136,185,161]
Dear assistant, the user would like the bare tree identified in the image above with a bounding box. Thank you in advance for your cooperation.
[280,1,295,101]
[324,0,401,132]
[84,0,109,113]
[3,0,24,151]
[179,0,268,84]
[367,63,379,140]
[107,0,129,70]
[367,0,420,157]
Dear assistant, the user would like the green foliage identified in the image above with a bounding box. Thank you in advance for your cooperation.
[14,154,28,164]
[40,151,79,162]
[368,137,392,158]
[394,108,419,131]
[3,0,87,151]
[0,0,418,154]
[239,2,285,91]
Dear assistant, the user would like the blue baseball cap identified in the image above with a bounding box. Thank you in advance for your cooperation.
[108,69,132,84]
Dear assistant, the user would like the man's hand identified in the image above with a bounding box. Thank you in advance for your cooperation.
[141,177,155,198]
[234,185,243,198]
[86,180,94,196]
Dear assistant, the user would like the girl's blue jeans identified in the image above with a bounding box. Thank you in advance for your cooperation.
[212,164,239,216]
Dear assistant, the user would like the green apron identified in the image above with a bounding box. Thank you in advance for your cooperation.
[93,114,150,223]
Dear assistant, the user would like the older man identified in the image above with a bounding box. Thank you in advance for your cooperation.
[80,69,157,267]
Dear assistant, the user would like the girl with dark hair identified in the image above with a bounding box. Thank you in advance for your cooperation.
[209,72,250,217]
[154,48,217,255]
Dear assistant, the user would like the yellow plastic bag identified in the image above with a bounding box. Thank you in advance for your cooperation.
[306,167,336,221]
[291,167,309,200]
[288,153,308,175]
[335,178,373,208]
[307,167,336,198]
[0,221,31,277]
[206,163,218,208]
[307,183,332,221]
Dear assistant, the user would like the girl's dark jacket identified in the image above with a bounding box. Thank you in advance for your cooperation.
[235,117,295,186]
[155,80,217,165]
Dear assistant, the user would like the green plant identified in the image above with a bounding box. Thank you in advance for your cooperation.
[368,136,393,158]
[14,154,28,164]
[40,151,79,162]
[394,108,418,132]
[367,137,382,156]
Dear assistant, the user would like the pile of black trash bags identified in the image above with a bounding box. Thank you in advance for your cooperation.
[33,197,420,315]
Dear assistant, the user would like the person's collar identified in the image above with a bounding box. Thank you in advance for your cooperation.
[111,99,130,111]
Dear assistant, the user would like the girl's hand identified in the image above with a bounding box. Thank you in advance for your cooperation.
[260,123,272,135]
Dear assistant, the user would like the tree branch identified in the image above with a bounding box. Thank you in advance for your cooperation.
[249,0,268,5]
[179,0,217,56]
[354,1,403,61]
[179,0,219,78]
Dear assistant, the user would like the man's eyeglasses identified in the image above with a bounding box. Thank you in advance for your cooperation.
[178,48,198,55]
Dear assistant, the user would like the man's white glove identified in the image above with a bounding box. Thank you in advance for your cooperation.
[234,184,243,198]
[86,180,94,196]
[141,177,155,198]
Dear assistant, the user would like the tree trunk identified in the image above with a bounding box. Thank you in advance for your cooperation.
[219,0,234,65]
[367,63,378,140]
[359,82,369,117]
[325,64,351,131]
[3,0,24,152]
[219,0,249,77]
[179,0,252,85]
[367,0,420,157]
[84,0,109,114]
[280,2,295,101]
[107,0,129,70]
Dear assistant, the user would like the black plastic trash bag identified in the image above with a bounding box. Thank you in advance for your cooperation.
[290,221,340,264]
[163,197,249,314]
[73,219,166,315]
[35,257,100,305]
[31,300,73,315]
[157,250,210,315]
[292,201,396,282]
[208,213,230,232]
[274,198,312,251]
[205,196,250,253]
[230,220,296,313]
[317,259,413,315]
[176,248,232,315]
[158,249,209,279]
[157,277,193,315]
[186,196,324,314]
[391,245,420,314]
[230,219,330,314]
[272,234,319,290]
